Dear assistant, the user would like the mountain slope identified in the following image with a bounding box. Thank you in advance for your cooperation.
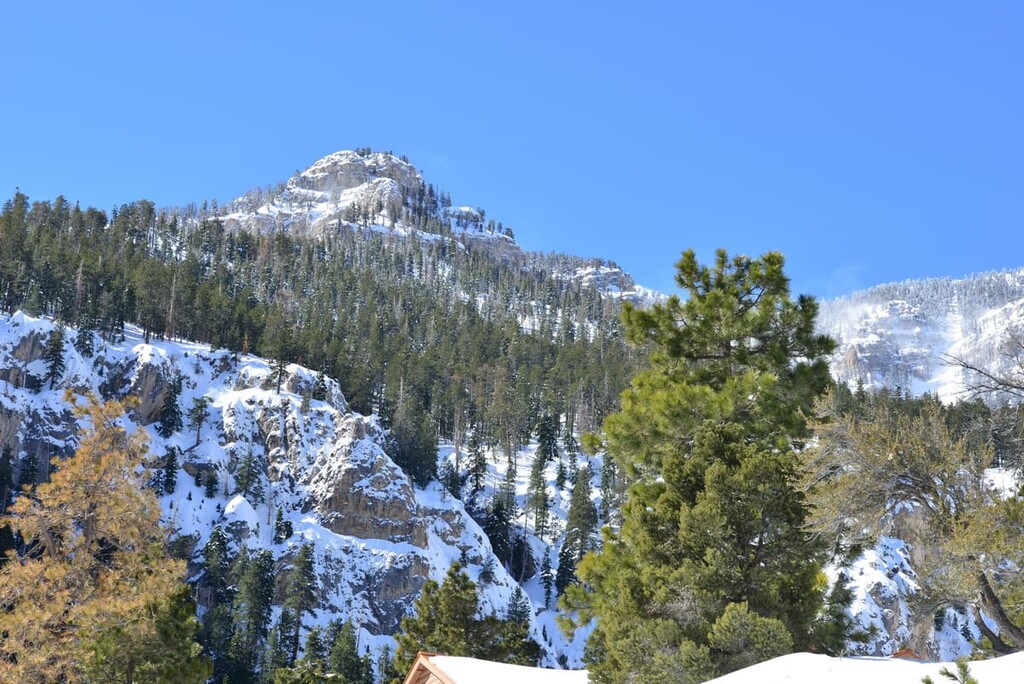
[818,268,1024,401]
[0,312,605,667]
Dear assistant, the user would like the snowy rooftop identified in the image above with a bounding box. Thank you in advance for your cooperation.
[706,651,1024,684]
[408,654,589,684]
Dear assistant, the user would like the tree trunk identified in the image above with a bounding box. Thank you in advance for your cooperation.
[970,603,1016,655]
[977,571,1024,650]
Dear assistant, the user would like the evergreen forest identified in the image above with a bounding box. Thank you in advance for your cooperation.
[1,178,1023,684]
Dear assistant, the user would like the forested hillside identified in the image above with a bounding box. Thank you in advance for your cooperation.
[3,152,1023,683]
[0,150,643,487]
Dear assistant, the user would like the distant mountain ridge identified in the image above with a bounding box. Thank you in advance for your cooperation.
[818,268,1024,402]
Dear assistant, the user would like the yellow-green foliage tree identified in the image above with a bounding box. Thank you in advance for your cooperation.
[0,393,210,682]
[805,395,1024,653]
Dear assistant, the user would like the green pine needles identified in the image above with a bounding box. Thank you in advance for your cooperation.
[563,249,838,683]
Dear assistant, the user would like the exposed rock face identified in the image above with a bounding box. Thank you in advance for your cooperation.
[0,312,526,650]
[306,414,426,546]
[288,151,418,196]
[127,356,172,425]
[818,268,1024,402]
[221,150,422,238]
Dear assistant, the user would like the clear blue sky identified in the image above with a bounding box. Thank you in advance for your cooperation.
[2,2,1022,299]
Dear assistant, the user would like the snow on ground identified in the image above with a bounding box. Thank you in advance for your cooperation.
[428,654,589,684]
[0,310,592,667]
[706,651,1024,684]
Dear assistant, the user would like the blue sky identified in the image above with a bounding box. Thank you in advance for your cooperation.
[2,2,1022,298]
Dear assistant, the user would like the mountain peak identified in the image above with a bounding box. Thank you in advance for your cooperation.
[293,149,420,196]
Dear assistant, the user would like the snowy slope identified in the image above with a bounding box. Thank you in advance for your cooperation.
[819,268,1024,401]
[0,311,588,666]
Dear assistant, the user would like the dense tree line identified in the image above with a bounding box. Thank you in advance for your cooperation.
[0,190,637,487]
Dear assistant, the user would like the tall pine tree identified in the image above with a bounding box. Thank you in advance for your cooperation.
[556,464,598,595]
[565,250,836,683]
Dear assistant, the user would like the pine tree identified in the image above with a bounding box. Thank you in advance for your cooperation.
[388,392,438,487]
[327,620,373,684]
[807,395,1024,653]
[566,250,836,683]
[483,497,513,567]
[535,413,559,464]
[312,371,328,402]
[204,469,220,498]
[157,375,184,438]
[73,323,95,357]
[303,627,328,666]
[0,394,210,682]
[272,357,288,394]
[266,608,299,673]
[507,586,532,623]
[228,549,276,683]
[0,446,12,513]
[285,543,318,663]
[85,584,212,683]
[391,563,539,681]
[203,525,232,598]
[467,432,487,498]
[527,453,550,538]
[541,549,554,609]
[44,324,66,388]
[162,445,179,494]
[556,464,597,595]
[235,445,265,501]
[274,507,294,543]
[189,396,211,447]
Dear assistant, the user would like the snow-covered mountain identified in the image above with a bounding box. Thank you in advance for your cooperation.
[217,148,656,306]
[818,268,1024,402]
[0,311,593,667]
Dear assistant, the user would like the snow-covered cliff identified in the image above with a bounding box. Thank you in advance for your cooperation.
[0,311,588,665]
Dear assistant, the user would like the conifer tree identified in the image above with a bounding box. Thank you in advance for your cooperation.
[303,627,328,666]
[73,323,95,357]
[235,445,265,501]
[0,446,12,513]
[200,525,235,681]
[565,250,836,683]
[44,324,66,388]
[266,608,299,673]
[272,357,288,394]
[391,563,539,681]
[327,620,373,684]
[312,371,328,402]
[163,445,179,494]
[556,464,598,595]
[507,586,532,623]
[285,543,318,663]
[228,549,276,683]
[541,549,554,609]
[274,507,294,543]
[158,375,184,438]
[527,453,550,538]
[467,432,487,498]
[0,394,210,682]
[189,396,211,447]
[806,395,1024,653]
[200,524,233,604]
[536,413,560,464]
